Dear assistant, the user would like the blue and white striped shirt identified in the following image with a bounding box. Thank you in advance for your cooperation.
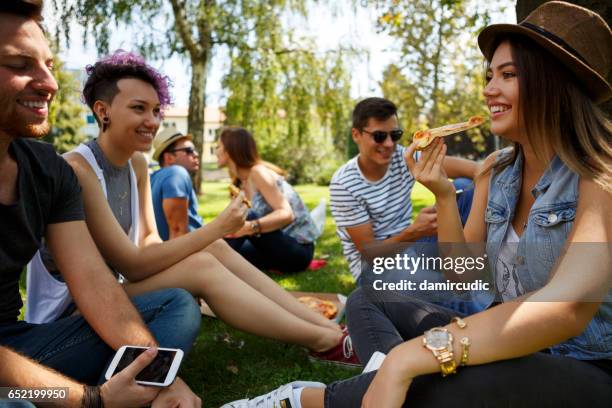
[330,144,416,279]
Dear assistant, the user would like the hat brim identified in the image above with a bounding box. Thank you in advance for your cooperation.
[478,24,612,104]
[152,132,193,161]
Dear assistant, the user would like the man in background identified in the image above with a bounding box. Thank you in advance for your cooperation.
[151,128,203,240]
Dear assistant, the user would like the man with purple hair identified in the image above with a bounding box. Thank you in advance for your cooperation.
[0,1,201,406]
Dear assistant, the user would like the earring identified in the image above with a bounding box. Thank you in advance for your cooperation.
[102,117,110,132]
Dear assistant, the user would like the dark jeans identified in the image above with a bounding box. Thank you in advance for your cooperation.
[0,288,201,385]
[225,211,314,273]
[323,287,612,407]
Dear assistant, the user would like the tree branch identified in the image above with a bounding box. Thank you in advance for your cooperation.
[169,0,201,58]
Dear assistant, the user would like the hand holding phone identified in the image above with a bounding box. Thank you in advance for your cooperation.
[100,347,161,407]
[105,346,184,386]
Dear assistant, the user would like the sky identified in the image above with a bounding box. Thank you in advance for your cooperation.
[43,1,516,108]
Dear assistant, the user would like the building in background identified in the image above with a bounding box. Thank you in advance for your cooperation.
[159,106,225,163]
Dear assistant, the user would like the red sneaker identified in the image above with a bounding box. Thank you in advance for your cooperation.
[309,332,361,368]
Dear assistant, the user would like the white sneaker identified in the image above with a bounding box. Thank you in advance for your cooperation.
[221,381,326,408]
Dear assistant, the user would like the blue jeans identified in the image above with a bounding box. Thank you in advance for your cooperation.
[225,210,314,273]
[0,288,201,385]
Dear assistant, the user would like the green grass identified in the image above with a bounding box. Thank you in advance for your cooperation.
[183,181,434,406]
[17,181,434,406]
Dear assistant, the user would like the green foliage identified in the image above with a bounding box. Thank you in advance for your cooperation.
[51,0,354,189]
[223,33,355,184]
[373,0,509,158]
[44,56,87,154]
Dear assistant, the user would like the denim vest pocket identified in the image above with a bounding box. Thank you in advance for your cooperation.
[530,203,576,228]
[485,201,508,224]
[528,203,576,266]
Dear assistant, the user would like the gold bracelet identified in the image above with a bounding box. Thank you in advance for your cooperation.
[451,316,467,329]
[459,336,471,366]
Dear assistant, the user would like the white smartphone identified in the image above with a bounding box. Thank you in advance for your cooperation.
[104,346,184,387]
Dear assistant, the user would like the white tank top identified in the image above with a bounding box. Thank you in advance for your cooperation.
[25,144,140,324]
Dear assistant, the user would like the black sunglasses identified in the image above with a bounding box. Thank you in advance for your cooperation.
[361,129,404,143]
[169,147,197,155]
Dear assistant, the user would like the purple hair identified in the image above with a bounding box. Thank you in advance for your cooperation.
[83,50,172,124]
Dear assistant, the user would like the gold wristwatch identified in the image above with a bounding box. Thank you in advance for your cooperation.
[422,327,457,377]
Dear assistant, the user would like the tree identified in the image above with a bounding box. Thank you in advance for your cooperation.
[223,38,355,183]
[372,0,489,126]
[44,56,86,154]
[373,0,502,157]
[51,0,317,193]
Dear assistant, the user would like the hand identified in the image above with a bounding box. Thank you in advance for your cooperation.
[100,347,161,408]
[152,377,201,408]
[215,192,248,235]
[362,356,413,408]
[410,206,438,238]
[405,138,455,199]
[225,221,253,239]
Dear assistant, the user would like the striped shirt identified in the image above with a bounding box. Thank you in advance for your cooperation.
[330,144,416,279]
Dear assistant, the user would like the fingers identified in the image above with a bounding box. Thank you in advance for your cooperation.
[431,142,446,174]
[422,138,443,175]
[420,205,437,214]
[404,141,419,170]
[118,347,157,379]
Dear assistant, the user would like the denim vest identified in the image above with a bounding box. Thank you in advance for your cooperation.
[485,148,611,360]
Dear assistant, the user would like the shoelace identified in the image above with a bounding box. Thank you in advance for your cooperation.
[342,335,354,359]
[251,386,285,408]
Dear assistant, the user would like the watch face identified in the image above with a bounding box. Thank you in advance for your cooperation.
[425,329,450,349]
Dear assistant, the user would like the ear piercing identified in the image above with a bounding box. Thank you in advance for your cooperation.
[102,116,110,132]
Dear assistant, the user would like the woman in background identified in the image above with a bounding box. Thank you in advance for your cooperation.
[219,127,320,273]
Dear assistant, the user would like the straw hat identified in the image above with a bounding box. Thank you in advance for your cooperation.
[152,127,192,161]
[478,1,612,104]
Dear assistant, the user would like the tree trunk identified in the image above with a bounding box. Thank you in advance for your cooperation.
[188,55,209,195]
[515,0,611,114]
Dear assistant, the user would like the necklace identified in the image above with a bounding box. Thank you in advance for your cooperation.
[118,191,128,216]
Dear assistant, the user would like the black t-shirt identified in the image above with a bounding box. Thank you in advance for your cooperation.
[0,139,84,324]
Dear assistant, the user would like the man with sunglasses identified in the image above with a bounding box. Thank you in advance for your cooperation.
[330,97,478,283]
[151,127,204,240]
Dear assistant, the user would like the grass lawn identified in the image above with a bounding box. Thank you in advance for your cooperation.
[17,181,434,407]
[183,181,435,406]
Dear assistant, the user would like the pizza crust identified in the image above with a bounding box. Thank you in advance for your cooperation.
[413,115,485,150]
[228,184,252,208]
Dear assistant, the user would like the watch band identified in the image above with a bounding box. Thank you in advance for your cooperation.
[435,350,458,377]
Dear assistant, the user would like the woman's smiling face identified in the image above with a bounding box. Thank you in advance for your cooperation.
[104,78,161,152]
[483,41,521,142]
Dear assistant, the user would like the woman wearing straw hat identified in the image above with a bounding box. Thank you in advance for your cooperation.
[222,2,612,406]
[25,50,360,367]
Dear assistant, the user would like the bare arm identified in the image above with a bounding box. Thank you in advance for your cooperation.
[46,220,156,349]
[345,207,437,254]
[250,165,294,232]
[0,346,83,408]
[405,141,498,244]
[65,152,244,281]
[364,177,612,406]
[162,197,189,239]
[442,156,479,180]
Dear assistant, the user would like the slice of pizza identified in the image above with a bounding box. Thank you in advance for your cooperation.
[298,296,338,319]
[413,116,485,150]
[228,184,252,208]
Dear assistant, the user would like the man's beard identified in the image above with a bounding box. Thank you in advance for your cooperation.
[0,104,50,139]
